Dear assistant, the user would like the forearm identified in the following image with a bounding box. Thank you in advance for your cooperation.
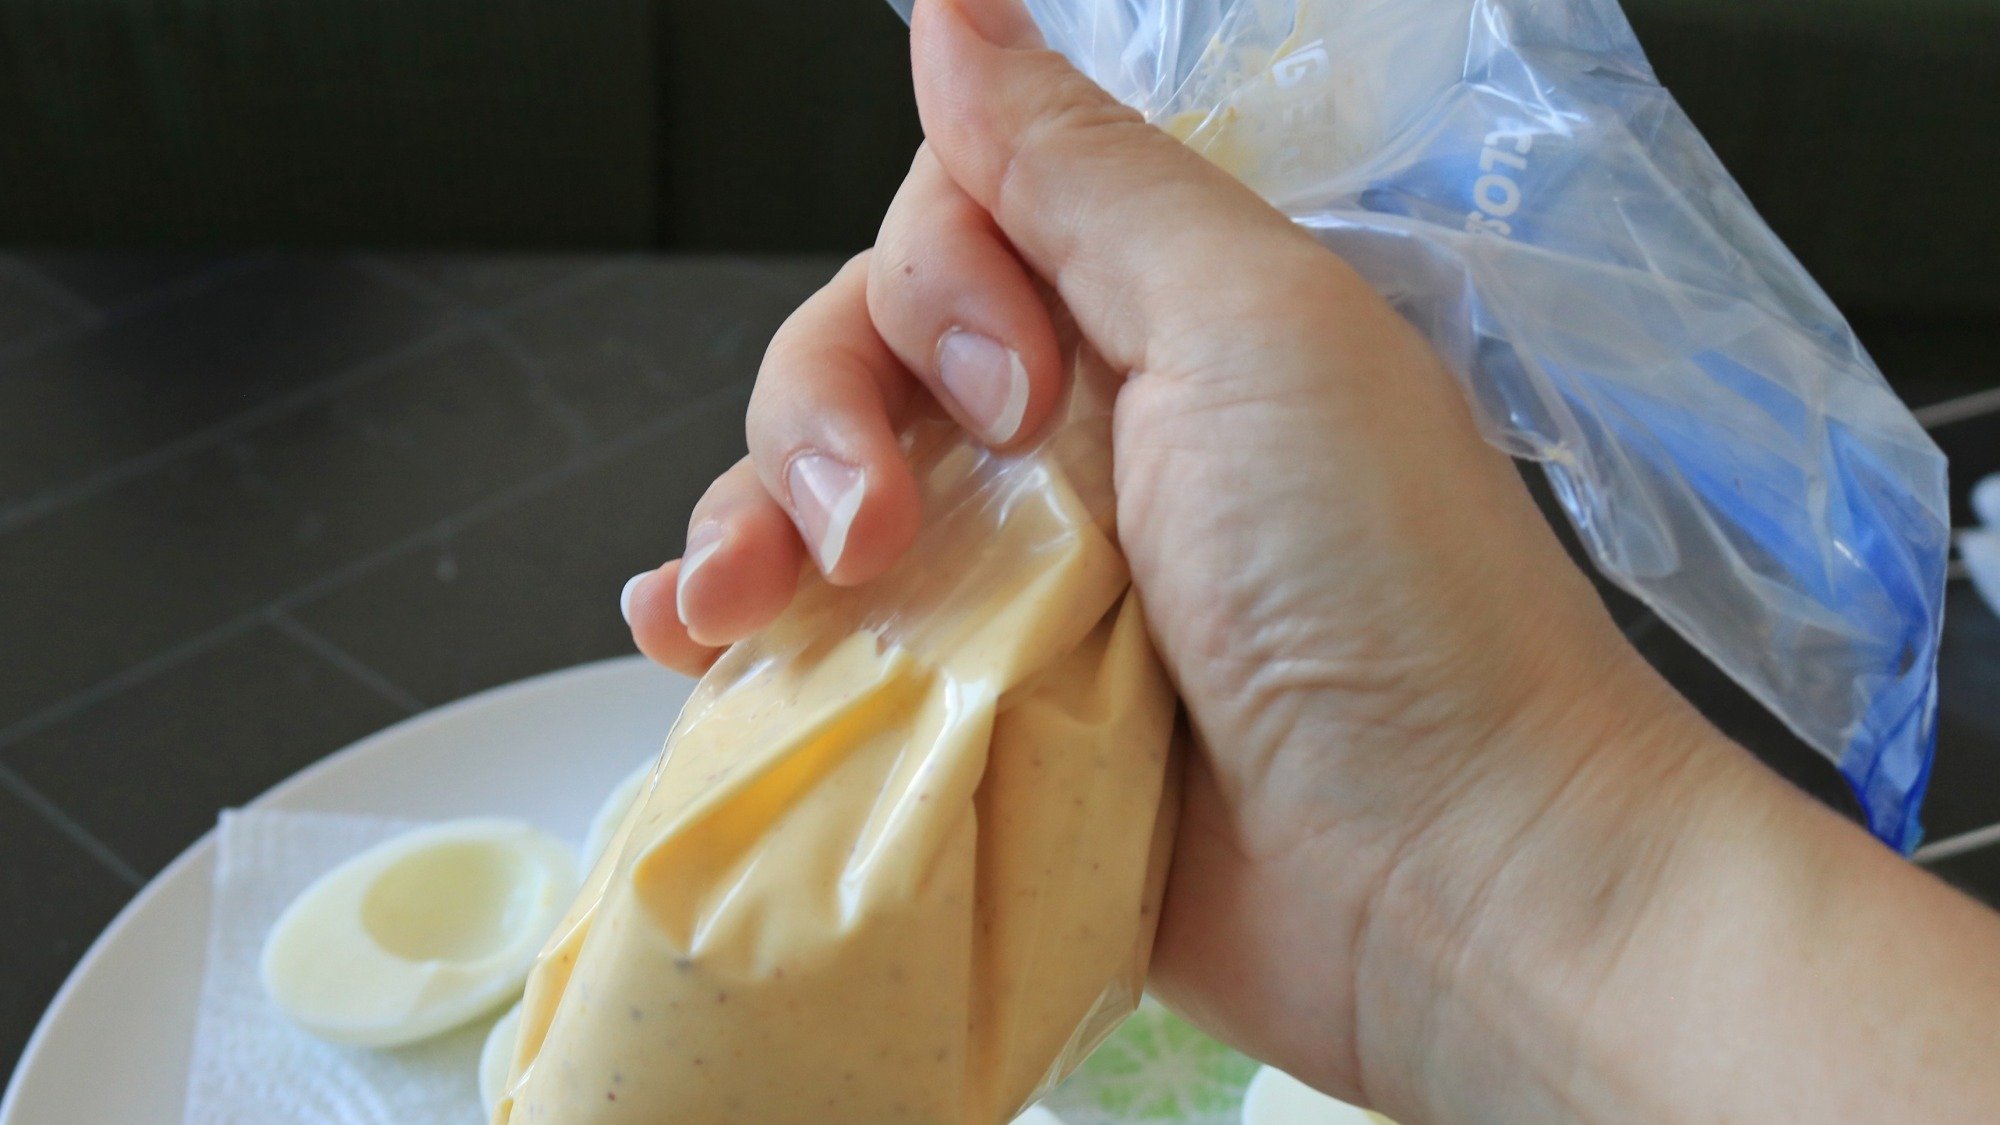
[1566,751,2000,1121]
[1365,672,2000,1122]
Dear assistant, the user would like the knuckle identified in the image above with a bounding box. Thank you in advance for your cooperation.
[763,296,826,367]
[1042,67,1146,135]
[692,469,738,517]
[1005,75,1147,195]
[762,263,867,371]
[836,247,874,278]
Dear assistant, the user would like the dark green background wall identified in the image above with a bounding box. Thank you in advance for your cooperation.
[1629,0,2000,316]
[0,0,660,246]
[1,0,1995,317]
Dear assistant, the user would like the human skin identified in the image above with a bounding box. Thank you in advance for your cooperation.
[618,0,2000,1119]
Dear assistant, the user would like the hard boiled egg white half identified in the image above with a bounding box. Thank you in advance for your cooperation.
[262,818,578,1048]
[580,758,655,872]
[480,1001,525,1120]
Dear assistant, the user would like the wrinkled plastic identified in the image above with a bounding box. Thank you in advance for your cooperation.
[991,0,1947,850]
[499,344,1181,1123]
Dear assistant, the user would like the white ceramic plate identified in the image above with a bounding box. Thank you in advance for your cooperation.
[0,656,693,1125]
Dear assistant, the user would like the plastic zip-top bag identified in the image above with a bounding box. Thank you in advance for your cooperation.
[926,0,1947,850]
[502,0,1953,1114]
[499,342,1182,1123]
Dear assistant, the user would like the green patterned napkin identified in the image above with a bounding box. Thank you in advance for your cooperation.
[1041,998,1260,1125]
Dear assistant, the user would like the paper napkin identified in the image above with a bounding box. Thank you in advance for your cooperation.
[183,809,494,1125]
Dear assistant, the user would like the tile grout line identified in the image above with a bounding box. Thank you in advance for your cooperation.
[355,256,602,448]
[1913,820,2000,865]
[0,378,754,755]
[476,322,599,449]
[1914,385,2000,429]
[351,253,646,319]
[0,319,90,363]
[260,375,749,613]
[0,254,273,371]
[0,261,105,322]
[0,254,645,537]
[0,763,146,888]
[343,255,482,313]
[266,610,428,716]
[0,326,476,536]
[0,615,267,759]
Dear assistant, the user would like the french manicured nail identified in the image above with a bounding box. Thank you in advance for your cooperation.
[619,571,652,626]
[676,523,724,627]
[788,454,865,575]
[937,329,1029,444]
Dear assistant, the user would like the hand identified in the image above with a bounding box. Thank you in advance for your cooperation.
[620,1,2000,1120]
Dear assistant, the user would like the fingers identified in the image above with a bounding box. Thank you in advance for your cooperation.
[747,253,924,585]
[679,457,811,644]
[909,0,1359,373]
[646,1,1292,667]
[627,252,926,668]
[632,208,1052,669]
[867,147,1063,448]
[623,456,811,671]
[620,560,718,677]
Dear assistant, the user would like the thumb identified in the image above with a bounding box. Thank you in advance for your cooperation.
[910,0,1363,374]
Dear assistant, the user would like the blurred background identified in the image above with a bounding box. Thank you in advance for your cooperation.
[0,0,1994,316]
[2,0,1998,1091]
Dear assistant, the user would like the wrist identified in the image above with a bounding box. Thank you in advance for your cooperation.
[1350,640,1763,1122]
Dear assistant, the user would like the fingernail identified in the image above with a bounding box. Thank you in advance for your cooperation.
[676,523,724,627]
[788,455,865,574]
[619,571,652,626]
[937,330,1029,444]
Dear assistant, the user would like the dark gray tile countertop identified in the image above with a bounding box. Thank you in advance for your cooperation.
[1,253,1997,1085]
